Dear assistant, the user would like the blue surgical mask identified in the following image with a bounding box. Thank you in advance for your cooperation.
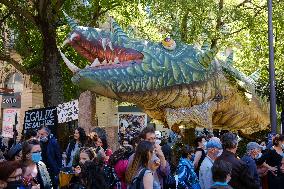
[281,144,284,150]
[261,146,266,151]
[217,149,223,157]
[32,152,42,163]
[255,153,262,159]
[40,136,48,143]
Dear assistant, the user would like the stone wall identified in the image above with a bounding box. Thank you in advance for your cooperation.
[78,91,120,151]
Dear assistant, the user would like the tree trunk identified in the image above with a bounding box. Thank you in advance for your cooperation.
[39,23,64,107]
[281,105,284,134]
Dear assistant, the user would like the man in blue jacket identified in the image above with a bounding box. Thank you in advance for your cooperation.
[241,142,262,188]
[38,126,62,188]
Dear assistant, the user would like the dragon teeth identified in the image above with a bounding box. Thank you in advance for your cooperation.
[114,57,119,64]
[102,38,107,51]
[70,33,79,41]
[108,41,114,51]
[62,39,70,47]
[102,59,107,65]
[91,58,100,67]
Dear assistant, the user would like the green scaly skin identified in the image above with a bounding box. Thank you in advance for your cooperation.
[60,14,269,133]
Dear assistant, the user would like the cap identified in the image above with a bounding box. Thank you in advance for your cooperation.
[206,140,222,149]
[246,142,262,151]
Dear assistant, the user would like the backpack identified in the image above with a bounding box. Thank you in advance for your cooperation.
[128,168,148,189]
[103,165,122,189]
[163,174,177,189]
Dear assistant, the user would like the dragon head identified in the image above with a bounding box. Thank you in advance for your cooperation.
[59,13,218,98]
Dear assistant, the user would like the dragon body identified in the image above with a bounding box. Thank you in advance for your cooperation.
[60,14,269,134]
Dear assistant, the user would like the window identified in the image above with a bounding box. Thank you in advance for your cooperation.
[4,72,23,93]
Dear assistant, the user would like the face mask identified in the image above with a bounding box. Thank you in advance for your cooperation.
[40,136,48,143]
[281,144,284,149]
[217,149,223,157]
[261,146,266,151]
[32,152,42,163]
[155,139,161,145]
[255,153,262,159]
[203,142,207,148]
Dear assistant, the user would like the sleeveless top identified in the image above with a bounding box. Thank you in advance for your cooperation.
[196,148,206,175]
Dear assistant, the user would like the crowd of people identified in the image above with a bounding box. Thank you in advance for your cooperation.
[0,125,284,189]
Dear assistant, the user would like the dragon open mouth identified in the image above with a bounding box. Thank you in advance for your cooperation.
[64,31,144,69]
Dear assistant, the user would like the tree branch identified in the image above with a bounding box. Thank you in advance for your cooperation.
[0,52,41,75]
[0,0,37,25]
[180,8,190,42]
[89,1,122,27]
[98,2,121,17]
[54,0,65,14]
[236,0,250,8]
[0,52,29,74]
[211,0,224,49]
[0,11,12,23]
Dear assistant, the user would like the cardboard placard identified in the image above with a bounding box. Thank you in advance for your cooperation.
[2,109,20,138]
[57,100,79,123]
[24,107,57,131]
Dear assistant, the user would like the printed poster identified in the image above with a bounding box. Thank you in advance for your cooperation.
[2,109,20,138]
[118,112,147,143]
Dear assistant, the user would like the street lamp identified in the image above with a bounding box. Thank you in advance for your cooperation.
[267,0,277,134]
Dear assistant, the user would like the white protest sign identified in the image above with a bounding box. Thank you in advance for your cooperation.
[2,109,20,138]
[57,100,79,123]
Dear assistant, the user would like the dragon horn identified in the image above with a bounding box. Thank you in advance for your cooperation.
[250,69,260,81]
[201,41,210,52]
[198,47,218,68]
[110,18,129,43]
[226,52,234,65]
[58,48,80,73]
[63,11,78,29]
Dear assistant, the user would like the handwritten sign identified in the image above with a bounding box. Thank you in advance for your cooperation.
[24,107,57,131]
[2,109,20,138]
[57,100,79,123]
[1,93,21,108]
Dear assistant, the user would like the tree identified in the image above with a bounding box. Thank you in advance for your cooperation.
[0,0,143,106]
[112,0,284,122]
[0,0,65,106]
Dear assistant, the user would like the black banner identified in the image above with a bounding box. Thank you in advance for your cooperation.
[23,107,58,132]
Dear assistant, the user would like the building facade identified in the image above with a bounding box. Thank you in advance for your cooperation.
[0,60,44,139]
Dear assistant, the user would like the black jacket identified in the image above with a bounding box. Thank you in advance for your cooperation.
[217,150,258,189]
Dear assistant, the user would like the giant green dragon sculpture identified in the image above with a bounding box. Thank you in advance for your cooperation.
[59,13,269,134]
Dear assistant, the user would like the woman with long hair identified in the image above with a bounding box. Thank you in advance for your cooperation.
[109,146,133,189]
[65,127,87,167]
[193,136,206,177]
[69,147,107,189]
[21,139,52,189]
[125,141,157,189]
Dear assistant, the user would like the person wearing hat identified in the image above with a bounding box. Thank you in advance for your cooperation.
[241,142,262,188]
[217,132,258,189]
[6,143,22,161]
[199,139,222,189]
